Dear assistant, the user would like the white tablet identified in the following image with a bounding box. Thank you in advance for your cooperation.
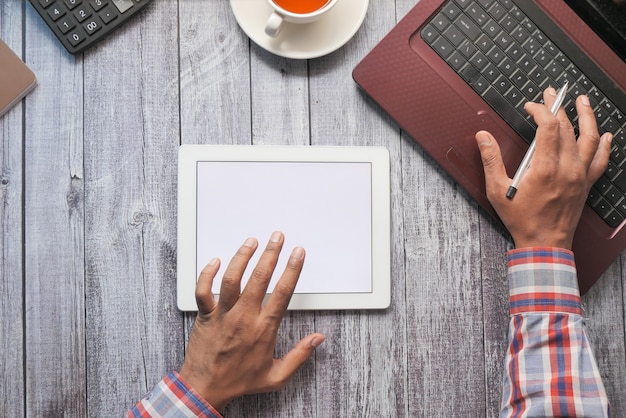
[177,145,390,311]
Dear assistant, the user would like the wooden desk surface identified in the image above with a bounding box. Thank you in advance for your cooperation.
[1,1,625,416]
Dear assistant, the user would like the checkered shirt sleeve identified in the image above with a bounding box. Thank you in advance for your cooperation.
[500,247,610,418]
[127,371,222,418]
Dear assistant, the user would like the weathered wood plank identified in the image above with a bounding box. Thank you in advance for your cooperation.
[401,139,486,416]
[179,0,252,146]
[478,217,512,418]
[23,7,86,417]
[0,2,25,417]
[582,261,626,416]
[82,2,182,414]
[250,49,309,146]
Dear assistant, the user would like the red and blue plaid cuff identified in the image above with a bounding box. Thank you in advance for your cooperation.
[507,247,581,316]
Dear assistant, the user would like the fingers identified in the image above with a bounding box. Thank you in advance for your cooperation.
[218,237,258,310]
[576,95,604,168]
[269,333,325,390]
[196,258,221,314]
[475,130,508,202]
[588,132,613,183]
[264,246,305,321]
[524,88,562,163]
[240,231,285,307]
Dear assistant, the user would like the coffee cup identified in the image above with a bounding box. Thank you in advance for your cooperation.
[264,0,339,38]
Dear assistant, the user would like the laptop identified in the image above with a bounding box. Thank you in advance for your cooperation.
[353,0,626,294]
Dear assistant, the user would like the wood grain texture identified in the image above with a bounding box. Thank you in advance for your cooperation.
[477,217,511,418]
[82,1,182,414]
[0,2,25,417]
[23,5,86,417]
[582,262,626,416]
[3,0,625,416]
[179,0,251,146]
[401,139,486,416]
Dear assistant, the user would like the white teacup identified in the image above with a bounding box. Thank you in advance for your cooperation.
[264,0,339,38]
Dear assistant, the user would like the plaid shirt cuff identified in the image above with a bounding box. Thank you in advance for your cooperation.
[507,247,582,316]
[128,371,222,418]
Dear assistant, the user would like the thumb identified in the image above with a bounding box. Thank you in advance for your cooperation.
[475,130,509,190]
[270,333,325,388]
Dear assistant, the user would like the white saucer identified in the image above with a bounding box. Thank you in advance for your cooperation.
[230,0,369,59]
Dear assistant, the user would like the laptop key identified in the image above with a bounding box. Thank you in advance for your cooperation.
[592,197,613,218]
[454,15,482,41]
[611,145,626,166]
[458,40,477,58]
[482,87,536,143]
[603,118,620,134]
[432,36,455,58]
[604,185,623,205]
[447,51,466,70]
[604,210,624,228]
[612,170,626,193]
[421,24,439,44]
[432,13,451,32]
[459,65,481,84]
[443,25,465,46]
[487,3,506,20]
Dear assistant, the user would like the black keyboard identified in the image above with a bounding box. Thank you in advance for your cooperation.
[29,0,154,54]
[421,0,626,228]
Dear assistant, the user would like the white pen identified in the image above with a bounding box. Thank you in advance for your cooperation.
[506,81,569,199]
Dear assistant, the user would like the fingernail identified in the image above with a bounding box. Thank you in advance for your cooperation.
[476,131,492,146]
[311,336,325,348]
[208,257,219,266]
[270,231,282,243]
[581,95,590,106]
[547,87,556,96]
[243,238,256,248]
[290,246,305,260]
[602,132,613,143]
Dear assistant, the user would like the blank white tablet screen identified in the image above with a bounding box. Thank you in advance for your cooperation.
[196,161,372,294]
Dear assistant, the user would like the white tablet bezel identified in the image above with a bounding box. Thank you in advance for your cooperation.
[177,145,390,311]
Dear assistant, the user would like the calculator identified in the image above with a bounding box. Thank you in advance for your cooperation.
[28,0,155,54]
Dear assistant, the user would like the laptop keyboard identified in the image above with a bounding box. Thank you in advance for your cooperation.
[421,0,626,228]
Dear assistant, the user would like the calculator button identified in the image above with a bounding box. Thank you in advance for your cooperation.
[90,0,108,12]
[47,5,67,21]
[112,0,134,13]
[57,15,77,33]
[99,6,118,24]
[83,17,103,35]
[63,0,81,9]
[73,6,92,22]
[67,27,87,46]
[29,0,155,54]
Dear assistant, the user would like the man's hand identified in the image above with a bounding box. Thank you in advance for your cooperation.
[179,231,325,411]
[475,88,613,249]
